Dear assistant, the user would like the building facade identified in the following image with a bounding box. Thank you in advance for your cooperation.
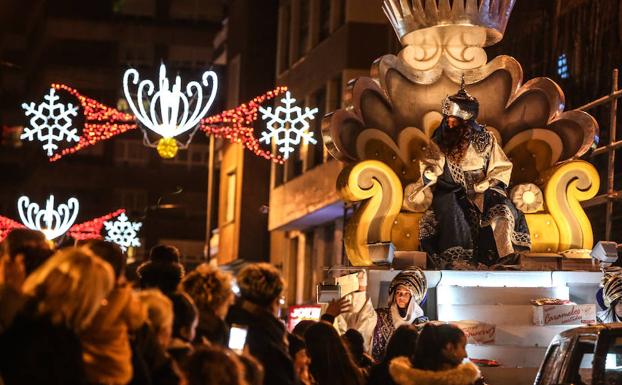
[268,0,396,305]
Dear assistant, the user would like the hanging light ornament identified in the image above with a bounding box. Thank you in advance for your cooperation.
[122,63,218,158]
[17,195,80,240]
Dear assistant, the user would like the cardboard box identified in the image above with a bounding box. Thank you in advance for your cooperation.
[532,304,596,326]
[451,320,496,344]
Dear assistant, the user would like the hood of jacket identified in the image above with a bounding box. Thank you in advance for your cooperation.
[389,356,482,385]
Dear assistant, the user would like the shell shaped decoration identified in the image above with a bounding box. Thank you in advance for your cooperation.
[322,54,598,187]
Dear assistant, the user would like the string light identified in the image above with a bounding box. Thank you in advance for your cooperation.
[45,84,289,164]
[0,216,25,241]
[201,86,288,164]
[49,84,136,162]
[66,209,126,240]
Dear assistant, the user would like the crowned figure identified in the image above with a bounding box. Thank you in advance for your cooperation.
[409,80,531,269]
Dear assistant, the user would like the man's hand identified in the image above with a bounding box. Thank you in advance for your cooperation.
[324,297,353,318]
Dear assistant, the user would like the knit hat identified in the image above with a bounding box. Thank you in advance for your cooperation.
[389,268,427,305]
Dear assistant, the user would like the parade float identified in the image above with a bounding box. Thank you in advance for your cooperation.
[321,1,608,383]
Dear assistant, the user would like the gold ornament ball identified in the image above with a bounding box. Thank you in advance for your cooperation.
[157,138,178,158]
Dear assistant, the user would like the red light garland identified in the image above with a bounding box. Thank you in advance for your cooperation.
[201,86,287,164]
[66,209,126,240]
[0,209,125,242]
[43,84,289,164]
[49,84,136,162]
[0,216,25,241]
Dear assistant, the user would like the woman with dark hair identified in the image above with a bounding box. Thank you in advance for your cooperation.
[304,322,366,385]
[389,323,485,385]
[342,329,374,370]
[168,291,199,366]
[367,324,418,385]
[186,346,247,385]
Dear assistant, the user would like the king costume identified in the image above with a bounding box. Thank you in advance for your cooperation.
[410,81,531,268]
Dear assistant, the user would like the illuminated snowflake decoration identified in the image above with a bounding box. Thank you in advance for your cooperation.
[104,212,142,252]
[21,88,79,156]
[258,91,318,159]
[18,195,80,240]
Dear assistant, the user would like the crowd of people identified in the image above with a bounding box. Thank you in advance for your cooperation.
[0,228,486,385]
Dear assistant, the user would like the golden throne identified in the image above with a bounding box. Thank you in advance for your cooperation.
[322,0,600,267]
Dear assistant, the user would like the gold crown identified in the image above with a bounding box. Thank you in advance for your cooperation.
[383,0,516,46]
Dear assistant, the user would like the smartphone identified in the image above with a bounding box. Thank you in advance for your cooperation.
[228,324,248,354]
[316,283,341,303]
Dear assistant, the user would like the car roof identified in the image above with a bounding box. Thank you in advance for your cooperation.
[557,322,622,339]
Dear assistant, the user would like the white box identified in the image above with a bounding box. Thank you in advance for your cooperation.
[532,304,596,326]
[451,320,496,344]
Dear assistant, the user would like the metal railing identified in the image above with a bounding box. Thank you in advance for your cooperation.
[578,68,622,241]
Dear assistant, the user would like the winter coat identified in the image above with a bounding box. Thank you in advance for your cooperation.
[129,323,183,385]
[0,302,87,385]
[227,299,298,385]
[196,309,229,346]
[80,284,147,385]
[390,356,486,385]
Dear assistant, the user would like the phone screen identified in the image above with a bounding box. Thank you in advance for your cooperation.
[228,324,248,353]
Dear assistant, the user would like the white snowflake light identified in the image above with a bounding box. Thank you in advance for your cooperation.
[104,212,142,252]
[18,195,80,240]
[122,63,218,140]
[258,91,319,159]
[21,88,80,156]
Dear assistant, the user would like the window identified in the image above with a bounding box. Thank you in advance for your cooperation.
[310,86,326,168]
[224,171,236,223]
[115,189,148,212]
[535,338,569,385]
[115,140,148,165]
[565,337,596,385]
[319,0,331,42]
[603,336,622,384]
[557,54,569,79]
[162,144,208,168]
[297,0,311,60]
[278,4,291,72]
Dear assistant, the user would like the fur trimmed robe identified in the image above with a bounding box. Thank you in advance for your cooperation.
[389,357,485,385]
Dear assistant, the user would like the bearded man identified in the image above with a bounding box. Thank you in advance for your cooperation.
[409,81,531,269]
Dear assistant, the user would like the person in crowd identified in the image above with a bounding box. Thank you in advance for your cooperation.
[390,323,485,385]
[238,353,265,385]
[367,324,419,385]
[288,333,312,385]
[305,321,366,385]
[226,263,298,385]
[338,269,428,361]
[137,245,185,295]
[597,269,622,322]
[181,263,235,345]
[137,289,174,349]
[168,291,199,366]
[131,289,183,385]
[0,229,53,332]
[186,346,248,385]
[342,329,374,371]
[0,247,114,385]
[292,320,316,338]
[79,240,147,385]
